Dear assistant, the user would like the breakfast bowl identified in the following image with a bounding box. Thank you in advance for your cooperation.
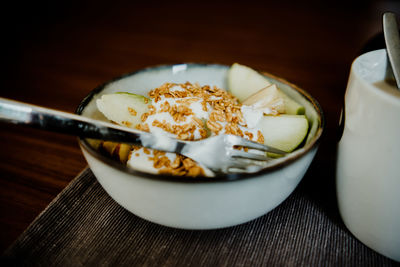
[77,63,324,230]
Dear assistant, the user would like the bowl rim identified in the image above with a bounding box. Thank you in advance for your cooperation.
[76,63,324,183]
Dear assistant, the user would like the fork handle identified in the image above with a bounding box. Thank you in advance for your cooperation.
[0,97,143,145]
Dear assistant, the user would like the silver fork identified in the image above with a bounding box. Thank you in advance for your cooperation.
[0,97,286,174]
[176,135,285,173]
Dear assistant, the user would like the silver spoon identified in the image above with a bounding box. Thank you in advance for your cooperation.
[383,12,400,89]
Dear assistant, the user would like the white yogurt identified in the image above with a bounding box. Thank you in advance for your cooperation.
[127,83,265,177]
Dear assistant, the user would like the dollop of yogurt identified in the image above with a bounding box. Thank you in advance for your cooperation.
[126,82,266,177]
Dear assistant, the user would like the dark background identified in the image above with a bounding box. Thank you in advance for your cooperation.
[0,0,399,252]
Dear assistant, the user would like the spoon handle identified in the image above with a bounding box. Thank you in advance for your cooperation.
[383,12,400,89]
[0,97,142,145]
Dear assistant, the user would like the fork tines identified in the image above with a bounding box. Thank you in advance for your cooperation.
[230,135,287,155]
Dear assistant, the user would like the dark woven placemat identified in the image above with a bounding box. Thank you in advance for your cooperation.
[1,168,398,266]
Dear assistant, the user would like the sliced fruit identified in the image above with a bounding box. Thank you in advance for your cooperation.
[227,63,305,115]
[85,138,102,150]
[280,93,305,115]
[227,63,271,102]
[100,141,132,164]
[258,114,309,152]
[242,84,285,114]
[96,92,150,128]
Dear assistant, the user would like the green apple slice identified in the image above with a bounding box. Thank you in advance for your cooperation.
[242,84,285,114]
[96,92,149,128]
[227,63,271,102]
[258,114,308,152]
[227,63,305,114]
[280,93,305,115]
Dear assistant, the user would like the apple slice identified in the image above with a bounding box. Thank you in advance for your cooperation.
[96,92,150,128]
[227,63,271,102]
[242,84,285,114]
[258,114,308,152]
[227,63,305,115]
[280,93,305,115]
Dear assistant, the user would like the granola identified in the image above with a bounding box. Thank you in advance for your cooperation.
[126,82,264,177]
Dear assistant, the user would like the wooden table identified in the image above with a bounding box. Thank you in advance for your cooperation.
[0,0,399,252]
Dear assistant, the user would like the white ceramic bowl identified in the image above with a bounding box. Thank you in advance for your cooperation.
[77,63,324,230]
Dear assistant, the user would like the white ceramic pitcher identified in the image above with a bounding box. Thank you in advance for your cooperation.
[336,49,400,262]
